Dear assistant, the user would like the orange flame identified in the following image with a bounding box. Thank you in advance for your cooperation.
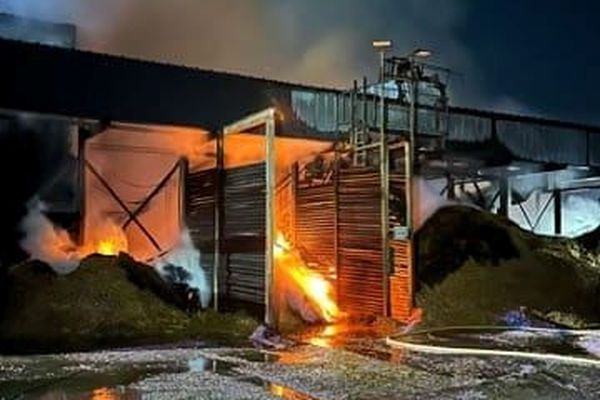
[96,239,122,256]
[82,219,129,257]
[274,233,341,323]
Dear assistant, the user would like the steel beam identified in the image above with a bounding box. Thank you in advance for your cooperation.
[554,190,562,235]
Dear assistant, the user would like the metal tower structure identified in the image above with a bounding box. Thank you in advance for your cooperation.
[336,45,451,319]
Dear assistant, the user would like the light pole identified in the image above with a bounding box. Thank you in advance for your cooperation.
[372,40,392,316]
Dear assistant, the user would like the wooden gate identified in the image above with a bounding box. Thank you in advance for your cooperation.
[288,161,414,321]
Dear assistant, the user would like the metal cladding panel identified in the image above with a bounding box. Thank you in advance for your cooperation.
[337,167,384,316]
[226,252,265,304]
[224,163,266,240]
[589,132,600,167]
[448,113,492,143]
[290,90,338,135]
[497,120,587,165]
[295,184,336,278]
[223,163,266,304]
[0,38,291,131]
[186,168,216,245]
[185,167,217,283]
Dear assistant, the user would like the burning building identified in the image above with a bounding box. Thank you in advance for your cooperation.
[2,21,600,328]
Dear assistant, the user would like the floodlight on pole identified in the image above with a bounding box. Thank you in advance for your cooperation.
[372,40,393,50]
[412,48,432,59]
[373,40,393,83]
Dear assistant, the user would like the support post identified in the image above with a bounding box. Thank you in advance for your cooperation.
[78,126,88,246]
[265,116,277,327]
[291,162,299,244]
[499,178,510,217]
[179,158,187,233]
[446,174,456,200]
[213,129,224,311]
[380,68,390,317]
[554,190,562,235]
[333,146,341,304]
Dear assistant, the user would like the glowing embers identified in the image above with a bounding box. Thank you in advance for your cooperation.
[274,233,342,323]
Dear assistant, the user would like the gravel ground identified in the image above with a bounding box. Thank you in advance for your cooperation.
[2,340,600,399]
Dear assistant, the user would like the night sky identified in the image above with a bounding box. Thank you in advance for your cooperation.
[458,1,600,124]
[0,0,599,125]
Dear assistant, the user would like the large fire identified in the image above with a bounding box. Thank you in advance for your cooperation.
[274,233,341,323]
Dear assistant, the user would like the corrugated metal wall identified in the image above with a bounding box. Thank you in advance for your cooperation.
[186,161,414,318]
[497,120,588,165]
[185,167,216,285]
[223,163,266,304]
[337,167,384,315]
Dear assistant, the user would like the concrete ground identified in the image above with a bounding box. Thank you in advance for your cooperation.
[2,328,600,400]
[0,327,600,400]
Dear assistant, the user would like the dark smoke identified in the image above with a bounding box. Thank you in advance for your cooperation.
[0,117,73,268]
[0,0,521,109]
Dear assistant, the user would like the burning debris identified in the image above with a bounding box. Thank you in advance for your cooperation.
[274,233,342,325]
[19,200,128,274]
[18,199,211,309]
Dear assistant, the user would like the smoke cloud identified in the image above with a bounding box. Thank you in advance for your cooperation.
[20,199,212,306]
[154,229,212,308]
[19,199,80,273]
[0,0,505,108]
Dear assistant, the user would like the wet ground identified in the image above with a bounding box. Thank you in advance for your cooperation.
[2,326,600,399]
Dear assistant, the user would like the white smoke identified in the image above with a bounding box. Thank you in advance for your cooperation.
[559,194,600,237]
[19,199,80,274]
[412,177,455,230]
[20,199,213,307]
[153,229,212,308]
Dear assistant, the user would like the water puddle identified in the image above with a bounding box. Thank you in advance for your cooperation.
[0,349,318,400]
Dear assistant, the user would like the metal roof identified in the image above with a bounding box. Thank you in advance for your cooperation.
[2,37,600,167]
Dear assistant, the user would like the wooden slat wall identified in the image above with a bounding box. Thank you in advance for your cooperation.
[295,184,336,278]
[337,167,384,316]
[390,240,413,321]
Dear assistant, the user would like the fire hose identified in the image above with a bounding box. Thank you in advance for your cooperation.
[385,325,600,367]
